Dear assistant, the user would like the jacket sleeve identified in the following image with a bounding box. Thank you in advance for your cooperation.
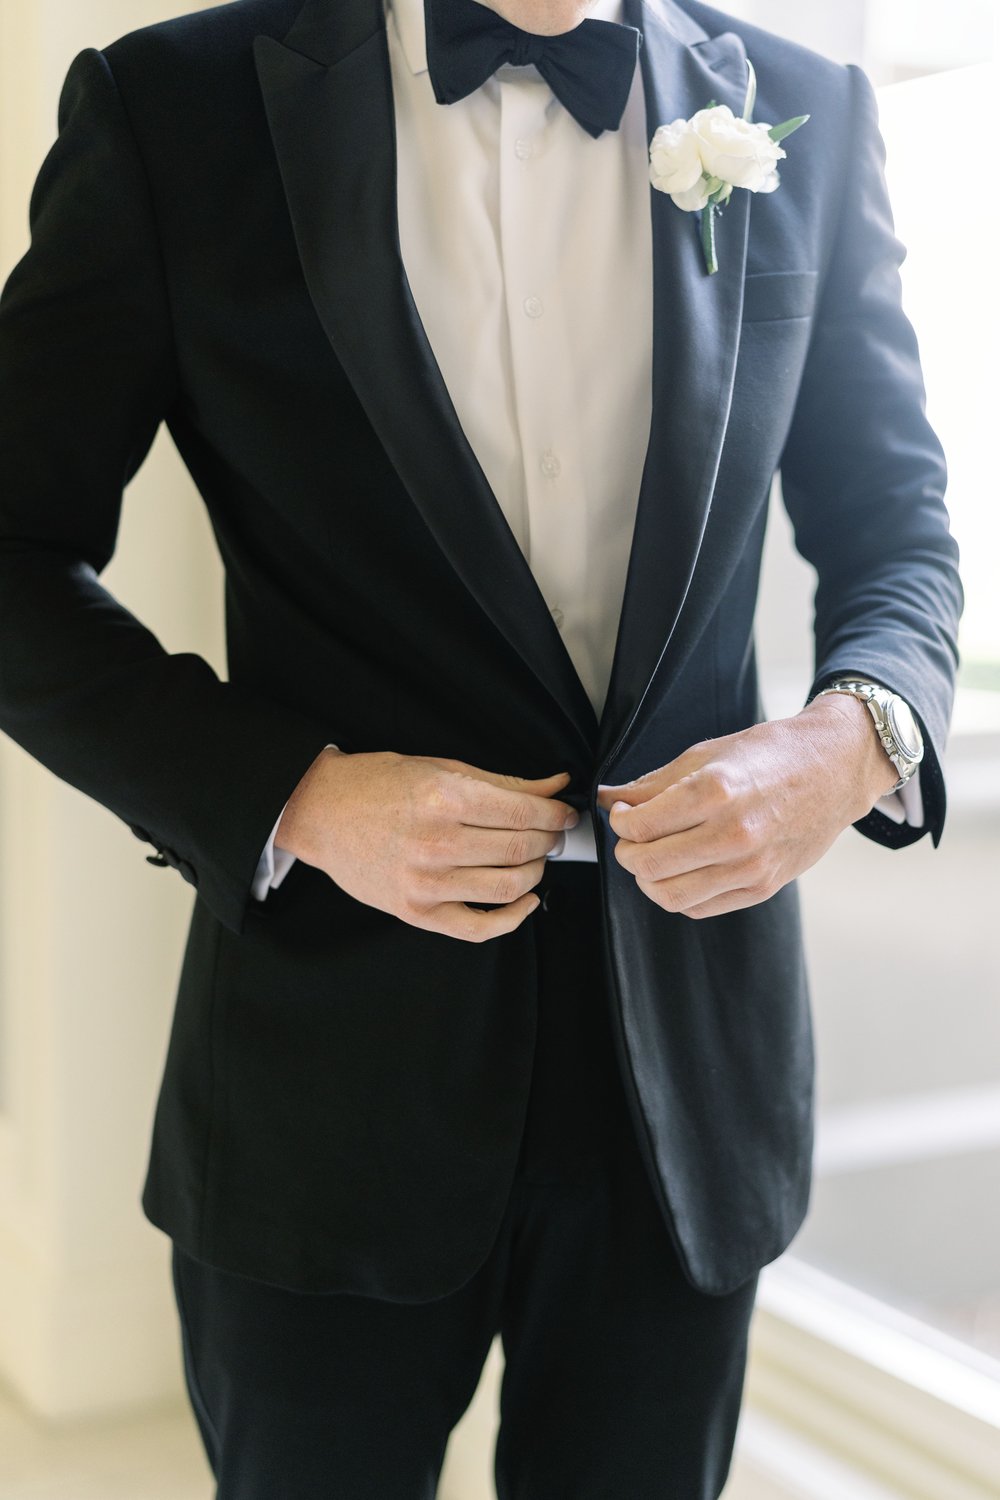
[0,47,330,935]
[777,62,964,850]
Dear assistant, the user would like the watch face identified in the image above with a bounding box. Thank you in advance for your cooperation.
[887,698,922,760]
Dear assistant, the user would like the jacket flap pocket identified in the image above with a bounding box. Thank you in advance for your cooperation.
[742,269,818,323]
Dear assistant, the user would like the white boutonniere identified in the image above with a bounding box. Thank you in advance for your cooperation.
[648,59,809,275]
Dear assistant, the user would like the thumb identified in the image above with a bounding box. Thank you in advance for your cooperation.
[596,775,657,813]
[433,760,572,796]
[474,768,573,798]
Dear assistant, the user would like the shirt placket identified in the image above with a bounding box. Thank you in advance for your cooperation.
[496,72,587,651]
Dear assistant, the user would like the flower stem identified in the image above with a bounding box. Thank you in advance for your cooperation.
[701,203,718,274]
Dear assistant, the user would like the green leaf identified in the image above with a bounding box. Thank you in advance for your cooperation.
[742,57,758,122]
[768,113,810,144]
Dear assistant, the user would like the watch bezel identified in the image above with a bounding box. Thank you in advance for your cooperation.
[885,696,922,762]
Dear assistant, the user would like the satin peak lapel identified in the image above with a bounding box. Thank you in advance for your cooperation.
[253,0,599,754]
[598,0,751,764]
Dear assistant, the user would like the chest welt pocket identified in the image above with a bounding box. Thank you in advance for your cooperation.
[741,269,819,323]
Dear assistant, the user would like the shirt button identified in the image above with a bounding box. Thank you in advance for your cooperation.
[514,137,535,160]
[523,295,544,319]
[540,450,561,478]
[550,605,565,629]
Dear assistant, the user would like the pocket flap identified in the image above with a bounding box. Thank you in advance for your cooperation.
[741,269,818,323]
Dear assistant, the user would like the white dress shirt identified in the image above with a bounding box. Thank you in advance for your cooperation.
[252,0,922,901]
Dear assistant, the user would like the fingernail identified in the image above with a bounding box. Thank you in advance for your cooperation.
[566,809,580,827]
[611,801,630,813]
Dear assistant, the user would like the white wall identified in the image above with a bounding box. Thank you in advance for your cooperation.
[722,0,867,65]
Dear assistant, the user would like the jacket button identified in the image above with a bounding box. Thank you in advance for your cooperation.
[145,852,169,867]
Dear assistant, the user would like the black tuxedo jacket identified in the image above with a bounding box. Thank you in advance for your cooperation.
[0,0,962,1299]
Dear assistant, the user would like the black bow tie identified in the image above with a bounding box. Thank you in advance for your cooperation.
[424,0,642,139]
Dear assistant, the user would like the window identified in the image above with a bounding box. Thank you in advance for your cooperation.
[739,2,1000,1490]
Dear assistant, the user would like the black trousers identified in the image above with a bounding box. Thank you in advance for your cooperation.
[171,861,758,1498]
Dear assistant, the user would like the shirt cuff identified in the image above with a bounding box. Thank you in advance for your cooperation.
[545,811,598,860]
[873,771,924,827]
[251,804,296,900]
[251,743,340,901]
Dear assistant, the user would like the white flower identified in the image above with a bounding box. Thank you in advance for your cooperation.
[669,177,712,212]
[690,104,786,194]
[648,106,786,211]
[649,119,705,202]
[647,57,810,274]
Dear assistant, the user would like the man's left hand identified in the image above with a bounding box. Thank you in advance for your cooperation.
[595,694,900,920]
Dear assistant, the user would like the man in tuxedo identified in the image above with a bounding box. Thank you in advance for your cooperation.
[0,0,961,1493]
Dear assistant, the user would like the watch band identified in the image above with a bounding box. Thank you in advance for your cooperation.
[813,679,924,795]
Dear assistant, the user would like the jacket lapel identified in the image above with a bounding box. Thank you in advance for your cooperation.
[598,0,751,764]
[254,0,599,755]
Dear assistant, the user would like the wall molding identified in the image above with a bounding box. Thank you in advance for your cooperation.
[746,1258,1000,1500]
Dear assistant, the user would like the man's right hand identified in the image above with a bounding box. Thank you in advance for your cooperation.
[275,747,579,942]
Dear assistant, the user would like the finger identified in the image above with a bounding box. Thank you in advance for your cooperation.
[667,884,769,920]
[453,780,580,835]
[470,768,572,796]
[426,761,579,833]
[434,759,572,796]
[634,863,740,914]
[595,773,664,811]
[428,856,548,906]
[611,820,737,882]
[596,741,718,813]
[423,891,541,943]
[606,778,709,844]
[595,759,685,812]
[439,825,565,868]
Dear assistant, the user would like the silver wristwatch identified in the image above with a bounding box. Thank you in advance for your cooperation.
[812,679,924,794]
